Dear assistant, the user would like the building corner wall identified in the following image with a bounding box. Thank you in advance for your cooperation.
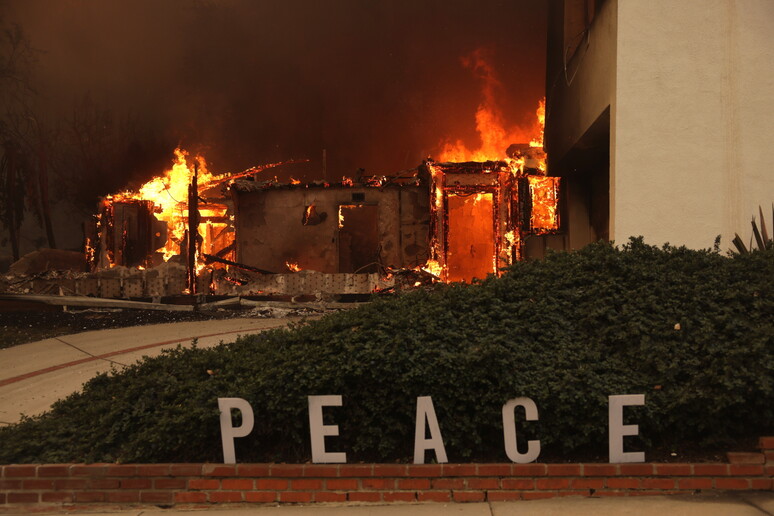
[544,0,618,250]
[606,0,619,245]
[613,0,774,250]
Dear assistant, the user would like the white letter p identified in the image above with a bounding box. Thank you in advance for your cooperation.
[218,397,254,464]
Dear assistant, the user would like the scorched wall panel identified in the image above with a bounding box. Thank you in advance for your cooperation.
[234,186,427,274]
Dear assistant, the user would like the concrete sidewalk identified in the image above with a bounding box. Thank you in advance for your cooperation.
[10,492,774,515]
[0,317,304,425]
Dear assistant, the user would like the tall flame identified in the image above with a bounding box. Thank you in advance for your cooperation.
[438,49,545,163]
[529,99,546,148]
[422,51,555,284]
[114,148,213,219]
[104,149,309,272]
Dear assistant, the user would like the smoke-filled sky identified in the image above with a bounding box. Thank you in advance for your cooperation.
[6,0,546,185]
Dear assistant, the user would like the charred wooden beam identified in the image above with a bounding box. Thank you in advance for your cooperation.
[214,241,236,259]
[205,158,311,189]
[187,162,200,294]
[201,253,276,274]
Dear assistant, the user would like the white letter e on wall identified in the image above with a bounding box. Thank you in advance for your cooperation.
[608,394,645,463]
[308,395,347,463]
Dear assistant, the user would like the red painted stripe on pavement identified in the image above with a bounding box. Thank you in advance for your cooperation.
[0,325,281,388]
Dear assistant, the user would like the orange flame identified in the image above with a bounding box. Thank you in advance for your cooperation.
[111,148,210,261]
[422,259,443,277]
[109,147,236,264]
[423,52,556,284]
[528,176,560,233]
[286,261,302,272]
[438,49,545,163]
[338,206,346,228]
[529,99,546,148]
[113,148,211,215]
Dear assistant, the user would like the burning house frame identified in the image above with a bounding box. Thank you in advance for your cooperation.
[224,173,428,297]
[78,144,559,301]
[423,145,560,283]
[9,93,561,302]
[82,150,314,296]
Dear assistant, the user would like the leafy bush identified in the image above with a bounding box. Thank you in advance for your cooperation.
[1,238,771,463]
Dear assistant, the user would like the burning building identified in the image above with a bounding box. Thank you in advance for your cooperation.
[229,152,560,287]
[76,94,560,299]
[230,175,428,275]
[423,144,559,283]
[84,150,310,295]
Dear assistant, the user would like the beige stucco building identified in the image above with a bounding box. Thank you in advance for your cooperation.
[546,0,774,251]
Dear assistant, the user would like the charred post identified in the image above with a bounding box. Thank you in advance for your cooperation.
[187,161,200,294]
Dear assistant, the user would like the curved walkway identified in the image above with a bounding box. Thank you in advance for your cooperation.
[0,317,303,425]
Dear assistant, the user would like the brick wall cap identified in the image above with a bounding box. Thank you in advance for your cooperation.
[726,452,765,464]
[758,437,774,450]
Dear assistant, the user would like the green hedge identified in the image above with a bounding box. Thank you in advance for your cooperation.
[1,238,772,463]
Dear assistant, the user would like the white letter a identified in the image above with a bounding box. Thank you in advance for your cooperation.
[413,396,448,464]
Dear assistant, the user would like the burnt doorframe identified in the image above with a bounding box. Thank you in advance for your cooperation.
[441,185,500,282]
[427,162,519,282]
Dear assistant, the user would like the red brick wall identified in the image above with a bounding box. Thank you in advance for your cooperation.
[2,437,771,509]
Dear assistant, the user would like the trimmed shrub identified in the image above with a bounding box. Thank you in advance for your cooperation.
[0,238,771,463]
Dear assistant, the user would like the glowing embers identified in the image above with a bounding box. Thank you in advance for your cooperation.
[527,176,560,234]
[446,192,496,283]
